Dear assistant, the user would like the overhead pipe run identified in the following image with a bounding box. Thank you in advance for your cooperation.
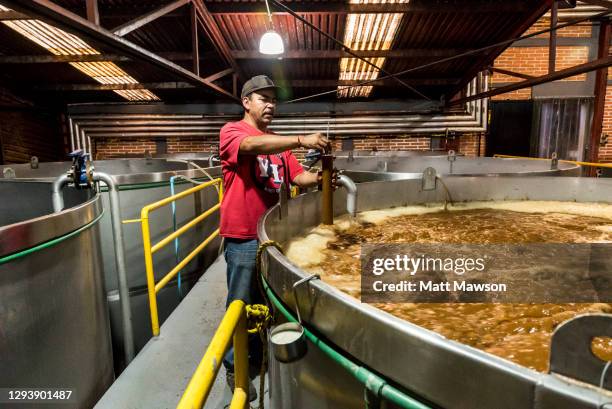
[68,73,488,151]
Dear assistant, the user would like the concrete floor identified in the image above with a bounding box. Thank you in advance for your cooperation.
[95,256,268,409]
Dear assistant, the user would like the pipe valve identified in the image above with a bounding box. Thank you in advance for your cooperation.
[67,149,94,189]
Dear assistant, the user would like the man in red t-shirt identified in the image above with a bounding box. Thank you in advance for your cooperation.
[219,75,329,399]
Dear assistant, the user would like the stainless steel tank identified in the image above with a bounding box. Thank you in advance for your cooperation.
[331,155,581,176]
[332,150,459,158]
[0,180,113,408]
[259,176,612,409]
[1,159,223,369]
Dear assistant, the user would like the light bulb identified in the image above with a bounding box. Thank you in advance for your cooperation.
[259,30,284,55]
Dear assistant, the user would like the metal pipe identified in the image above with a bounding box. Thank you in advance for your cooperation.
[68,117,75,152]
[81,128,89,156]
[53,170,135,363]
[74,124,81,150]
[208,154,219,168]
[338,174,357,217]
[92,171,135,364]
[75,114,481,124]
[51,174,71,212]
[321,154,334,225]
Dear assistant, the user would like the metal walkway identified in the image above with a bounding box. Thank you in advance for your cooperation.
[95,256,268,409]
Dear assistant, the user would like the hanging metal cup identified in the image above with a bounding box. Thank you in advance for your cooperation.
[270,274,319,363]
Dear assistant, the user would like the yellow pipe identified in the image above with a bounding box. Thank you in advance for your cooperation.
[177,300,246,409]
[140,208,160,336]
[228,390,247,409]
[232,310,248,409]
[151,203,220,254]
[154,229,220,293]
[494,154,612,169]
[144,178,221,213]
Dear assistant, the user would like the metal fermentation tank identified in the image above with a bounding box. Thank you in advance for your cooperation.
[1,157,223,368]
[332,154,581,176]
[0,180,113,408]
[259,176,612,409]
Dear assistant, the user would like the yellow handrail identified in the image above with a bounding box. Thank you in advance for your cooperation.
[140,178,223,336]
[177,300,248,409]
[493,154,612,169]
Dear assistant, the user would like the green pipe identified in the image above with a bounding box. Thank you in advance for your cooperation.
[98,177,210,192]
[262,277,432,409]
[0,210,105,265]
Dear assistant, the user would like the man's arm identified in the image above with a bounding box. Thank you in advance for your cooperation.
[292,170,320,187]
[239,132,329,154]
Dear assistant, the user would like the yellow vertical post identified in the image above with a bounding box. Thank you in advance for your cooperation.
[229,311,248,409]
[177,300,245,409]
[141,208,160,336]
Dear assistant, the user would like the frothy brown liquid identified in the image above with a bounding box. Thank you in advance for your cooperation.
[297,208,612,372]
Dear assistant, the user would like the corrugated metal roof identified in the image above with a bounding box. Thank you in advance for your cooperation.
[0,0,551,104]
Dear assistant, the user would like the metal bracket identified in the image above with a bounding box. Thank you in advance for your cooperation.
[551,152,559,170]
[549,313,612,389]
[292,274,320,324]
[30,156,39,169]
[447,150,456,174]
[422,167,437,191]
[376,160,388,172]
[278,181,288,220]
[601,133,609,146]
[2,167,15,179]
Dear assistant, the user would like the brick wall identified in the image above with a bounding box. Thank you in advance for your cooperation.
[490,18,612,163]
[491,21,591,103]
[600,85,612,162]
[94,136,219,159]
[458,133,484,157]
[0,87,65,164]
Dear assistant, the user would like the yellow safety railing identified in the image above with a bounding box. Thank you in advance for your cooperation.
[137,178,223,336]
[494,154,612,169]
[177,300,249,409]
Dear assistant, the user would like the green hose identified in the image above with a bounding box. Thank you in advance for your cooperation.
[262,277,432,409]
[0,210,105,265]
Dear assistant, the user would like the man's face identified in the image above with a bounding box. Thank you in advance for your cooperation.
[243,89,277,126]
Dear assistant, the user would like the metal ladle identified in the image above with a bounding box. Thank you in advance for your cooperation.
[270,274,320,363]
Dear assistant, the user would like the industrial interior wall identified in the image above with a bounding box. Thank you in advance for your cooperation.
[0,87,65,164]
[491,17,612,162]
[93,134,472,159]
[91,18,612,161]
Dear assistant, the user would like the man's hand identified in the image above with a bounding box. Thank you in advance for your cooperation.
[293,168,342,189]
[300,132,330,151]
[317,168,341,190]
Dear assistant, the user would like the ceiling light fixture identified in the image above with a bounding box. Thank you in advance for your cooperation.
[259,0,284,55]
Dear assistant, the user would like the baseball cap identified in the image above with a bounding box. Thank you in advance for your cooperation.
[241,75,278,99]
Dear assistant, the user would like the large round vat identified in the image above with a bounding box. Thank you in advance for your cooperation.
[0,180,113,408]
[1,159,223,368]
[331,155,581,177]
[259,176,612,409]
[333,150,458,158]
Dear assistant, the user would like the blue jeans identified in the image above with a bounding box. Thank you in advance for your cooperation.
[222,238,264,374]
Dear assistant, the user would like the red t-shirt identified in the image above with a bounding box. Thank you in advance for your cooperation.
[219,120,304,239]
